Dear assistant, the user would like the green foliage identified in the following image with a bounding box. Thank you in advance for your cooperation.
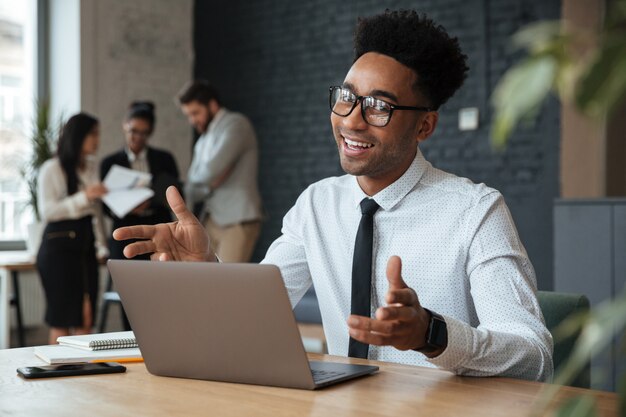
[577,0,626,118]
[532,288,626,416]
[490,0,626,147]
[556,289,626,387]
[491,3,626,415]
[21,99,57,222]
[554,395,596,417]
[492,3,626,410]
[491,22,569,148]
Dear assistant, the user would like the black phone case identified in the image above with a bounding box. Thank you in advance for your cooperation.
[17,363,126,379]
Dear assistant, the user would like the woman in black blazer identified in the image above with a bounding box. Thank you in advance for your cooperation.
[100,103,180,327]
[101,101,180,256]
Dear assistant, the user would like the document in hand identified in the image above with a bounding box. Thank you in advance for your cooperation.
[102,165,154,218]
[34,345,142,364]
[57,331,137,351]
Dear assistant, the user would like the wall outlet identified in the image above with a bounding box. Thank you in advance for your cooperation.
[458,107,479,131]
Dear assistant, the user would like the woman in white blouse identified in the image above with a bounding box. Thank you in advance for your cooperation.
[36,113,108,344]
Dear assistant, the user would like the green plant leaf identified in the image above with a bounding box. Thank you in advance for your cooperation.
[511,21,562,54]
[554,395,597,417]
[490,0,626,148]
[491,55,557,148]
[576,35,626,118]
[22,98,57,221]
[531,288,626,417]
[554,288,626,387]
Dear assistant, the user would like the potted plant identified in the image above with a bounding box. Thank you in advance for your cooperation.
[490,0,626,414]
[491,2,626,147]
[21,99,56,255]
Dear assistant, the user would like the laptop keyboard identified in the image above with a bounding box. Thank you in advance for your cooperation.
[311,369,347,383]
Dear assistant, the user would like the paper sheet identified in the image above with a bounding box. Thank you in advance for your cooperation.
[102,165,154,218]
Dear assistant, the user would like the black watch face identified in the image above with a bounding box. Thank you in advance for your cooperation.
[429,316,447,348]
[414,312,447,353]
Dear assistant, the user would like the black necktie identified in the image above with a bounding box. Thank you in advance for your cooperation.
[348,197,380,358]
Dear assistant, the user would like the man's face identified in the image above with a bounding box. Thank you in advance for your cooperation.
[181,100,213,134]
[331,52,434,189]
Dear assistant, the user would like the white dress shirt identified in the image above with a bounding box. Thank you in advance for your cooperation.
[37,157,109,258]
[262,147,553,381]
[125,147,150,174]
[185,108,263,226]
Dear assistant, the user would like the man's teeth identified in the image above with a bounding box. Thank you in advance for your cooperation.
[344,138,373,148]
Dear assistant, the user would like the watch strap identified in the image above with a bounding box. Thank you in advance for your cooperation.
[414,308,448,354]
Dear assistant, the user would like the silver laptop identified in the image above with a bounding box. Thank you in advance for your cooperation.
[108,260,378,389]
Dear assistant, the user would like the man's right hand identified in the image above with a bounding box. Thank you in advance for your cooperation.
[112,186,215,262]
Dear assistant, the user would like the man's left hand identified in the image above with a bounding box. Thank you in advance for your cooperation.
[347,255,431,351]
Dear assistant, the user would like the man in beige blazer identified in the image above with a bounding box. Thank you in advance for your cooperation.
[178,80,263,262]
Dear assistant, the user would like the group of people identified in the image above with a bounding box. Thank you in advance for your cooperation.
[35,9,554,382]
[36,82,263,344]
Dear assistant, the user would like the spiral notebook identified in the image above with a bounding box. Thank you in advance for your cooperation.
[57,331,138,351]
[34,345,142,364]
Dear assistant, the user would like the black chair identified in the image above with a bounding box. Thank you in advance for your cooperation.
[10,271,26,346]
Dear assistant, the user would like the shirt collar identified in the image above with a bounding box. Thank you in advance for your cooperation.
[126,147,148,163]
[351,146,429,212]
[207,108,226,134]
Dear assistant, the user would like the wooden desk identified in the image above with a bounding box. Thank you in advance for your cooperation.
[0,251,35,349]
[0,348,618,416]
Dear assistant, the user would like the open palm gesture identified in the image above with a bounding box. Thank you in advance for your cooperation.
[113,186,215,262]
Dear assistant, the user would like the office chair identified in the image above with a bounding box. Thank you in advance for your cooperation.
[537,290,591,389]
[98,275,131,332]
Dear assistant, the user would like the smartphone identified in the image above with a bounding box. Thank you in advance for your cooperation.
[17,362,126,379]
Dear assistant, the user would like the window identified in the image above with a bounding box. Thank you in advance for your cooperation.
[0,0,37,243]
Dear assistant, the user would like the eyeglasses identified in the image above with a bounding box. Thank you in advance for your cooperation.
[126,128,151,138]
[329,86,432,127]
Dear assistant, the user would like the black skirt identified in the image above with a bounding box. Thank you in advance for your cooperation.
[36,216,99,327]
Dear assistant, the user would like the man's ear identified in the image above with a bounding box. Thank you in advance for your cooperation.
[416,111,439,143]
[208,99,220,114]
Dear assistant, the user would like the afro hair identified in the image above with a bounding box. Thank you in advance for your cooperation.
[354,10,468,109]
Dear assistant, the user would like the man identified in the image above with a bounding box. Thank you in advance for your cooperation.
[178,80,263,262]
[115,10,553,381]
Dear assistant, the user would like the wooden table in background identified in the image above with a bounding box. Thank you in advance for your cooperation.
[0,347,618,416]
[0,251,35,349]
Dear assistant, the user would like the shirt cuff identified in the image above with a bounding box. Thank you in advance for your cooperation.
[96,245,109,260]
[73,190,90,207]
[426,314,472,372]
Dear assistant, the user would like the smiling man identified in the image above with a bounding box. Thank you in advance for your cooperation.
[114,10,553,381]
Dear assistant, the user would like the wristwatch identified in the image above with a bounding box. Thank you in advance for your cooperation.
[414,308,448,354]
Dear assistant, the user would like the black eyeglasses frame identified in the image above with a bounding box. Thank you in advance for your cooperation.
[329,86,433,127]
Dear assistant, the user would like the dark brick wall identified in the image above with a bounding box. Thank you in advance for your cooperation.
[194,0,561,289]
